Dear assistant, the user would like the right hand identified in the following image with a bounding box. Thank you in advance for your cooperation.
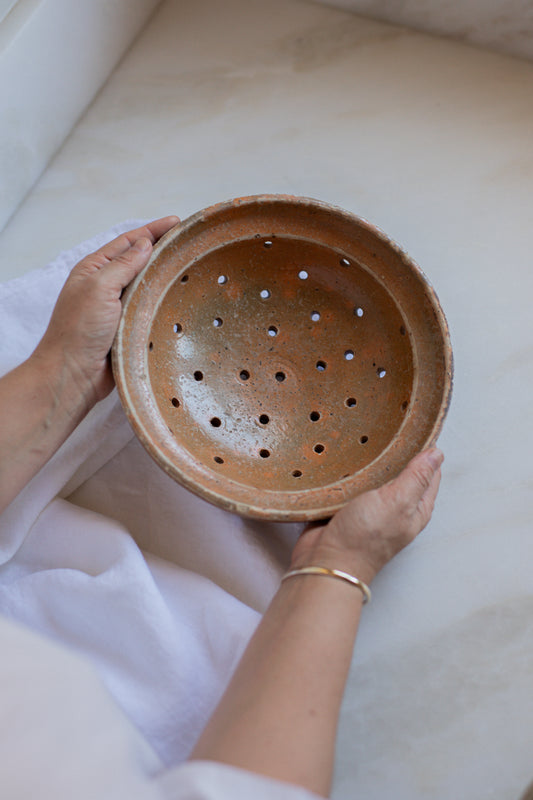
[289,448,444,585]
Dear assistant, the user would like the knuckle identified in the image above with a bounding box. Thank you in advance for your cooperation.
[73,254,106,275]
[114,245,146,270]
[71,256,93,274]
[410,463,432,493]
[111,248,135,267]
[113,233,133,250]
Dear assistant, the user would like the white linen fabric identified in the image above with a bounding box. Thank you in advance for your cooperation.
[0,613,322,800]
[0,222,312,798]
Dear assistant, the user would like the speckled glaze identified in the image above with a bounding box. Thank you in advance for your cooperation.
[112,195,453,521]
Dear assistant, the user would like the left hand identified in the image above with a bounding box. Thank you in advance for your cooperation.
[33,216,179,410]
[290,448,443,586]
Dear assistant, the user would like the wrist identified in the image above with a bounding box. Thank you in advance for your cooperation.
[30,344,95,423]
[0,349,95,512]
[282,566,371,604]
[289,528,379,587]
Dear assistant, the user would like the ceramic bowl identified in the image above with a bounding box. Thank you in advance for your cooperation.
[112,195,452,521]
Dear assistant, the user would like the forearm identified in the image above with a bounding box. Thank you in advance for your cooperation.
[191,573,364,797]
[0,349,90,513]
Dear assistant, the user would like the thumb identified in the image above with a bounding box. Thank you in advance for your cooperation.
[102,237,153,292]
[389,448,444,508]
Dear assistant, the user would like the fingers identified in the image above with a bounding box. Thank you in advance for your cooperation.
[142,215,181,241]
[388,448,444,510]
[420,464,442,513]
[411,464,442,533]
[73,214,180,290]
[88,215,180,268]
[101,237,154,292]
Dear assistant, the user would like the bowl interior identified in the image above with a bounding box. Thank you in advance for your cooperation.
[148,235,414,491]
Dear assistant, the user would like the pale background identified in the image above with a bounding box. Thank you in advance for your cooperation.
[321,0,533,60]
[1,1,533,798]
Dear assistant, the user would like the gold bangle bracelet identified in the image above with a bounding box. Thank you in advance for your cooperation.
[281,566,371,604]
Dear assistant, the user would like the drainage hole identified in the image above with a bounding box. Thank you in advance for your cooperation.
[275,371,286,382]
[311,311,321,321]
[210,417,221,427]
[292,470,302,478]
[268,325,278,337]
[314,443,325,454]
[316,360,327,371]
[401,400,409,411]
[400,325,407,335]
[344,349,354,361]
[194,371,204,381]
[217,275,228,285]
[340,257,350,266]
[298,269,309,280]
[181,274,189,283]
[260,449,270,458]
[260,289,271,299]
[346,397,357,407]
[214,456,224,464]
[355,307,364,318]
[213,317,223,327]
[171,397,180,408]
[149,341,153,351]
[173,323,182,334]
[377,368,387,378]
[259,414,270,425]
[240,369,250,381]
[264,240,273,248]
[309,411,320,422]
[360,435,369,444]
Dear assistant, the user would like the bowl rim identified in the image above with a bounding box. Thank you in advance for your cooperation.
[112,194,453,521]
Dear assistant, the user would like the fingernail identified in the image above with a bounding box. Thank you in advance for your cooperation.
[427,448,444,469]
[133,237,151,252]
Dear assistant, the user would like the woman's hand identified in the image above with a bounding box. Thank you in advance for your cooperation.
[0,216,179,513]
[33,216,179,410]
[290,448,444,585]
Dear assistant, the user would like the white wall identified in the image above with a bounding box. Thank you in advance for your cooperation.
[0,0,161,232]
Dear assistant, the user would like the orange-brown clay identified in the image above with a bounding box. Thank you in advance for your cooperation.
[112,195,453,521]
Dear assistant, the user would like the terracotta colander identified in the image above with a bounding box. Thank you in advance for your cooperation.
[112,195,452,521]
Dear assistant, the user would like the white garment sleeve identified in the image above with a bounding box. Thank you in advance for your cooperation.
[155,761,323,800]
[157,761,323,800]
[0,614,321,800]
[0,614,162,800]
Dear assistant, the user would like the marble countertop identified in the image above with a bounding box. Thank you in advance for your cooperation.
[1,0,533,797]
[318,0,533,62]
